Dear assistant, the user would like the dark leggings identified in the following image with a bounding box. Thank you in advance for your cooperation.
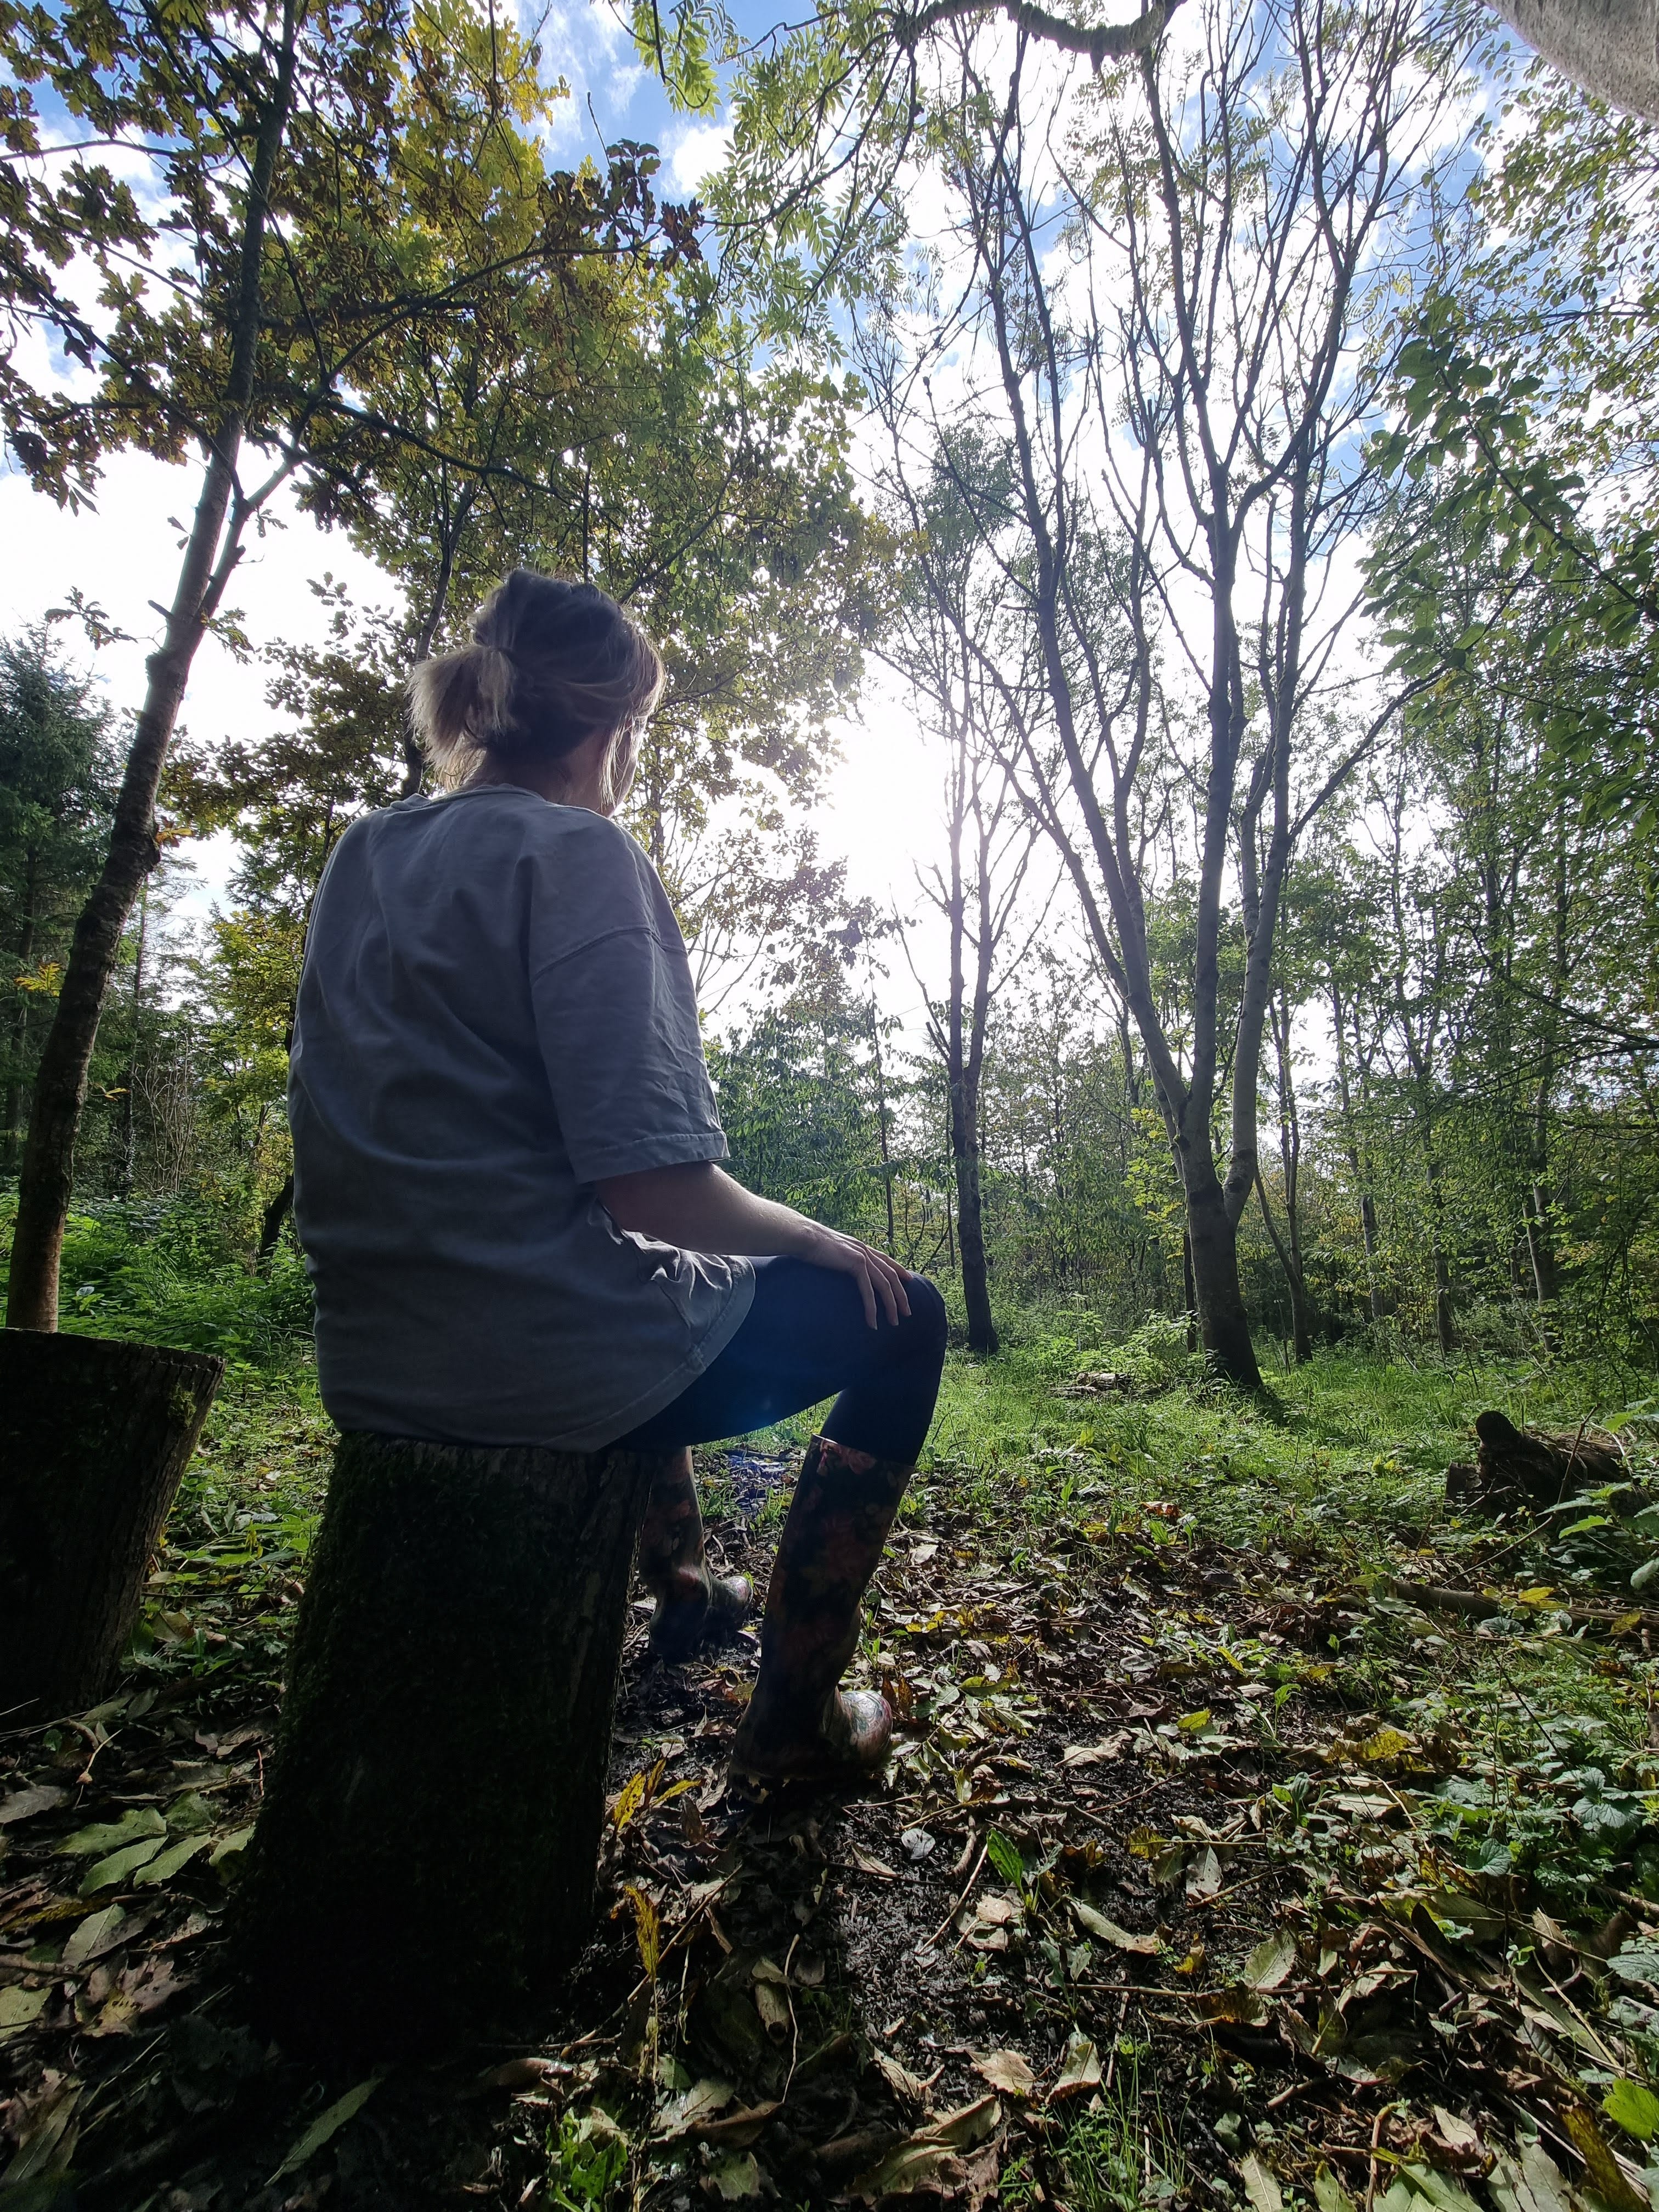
[617,1257,948,1465]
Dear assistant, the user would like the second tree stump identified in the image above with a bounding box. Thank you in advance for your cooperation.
[236,1432,664,2057]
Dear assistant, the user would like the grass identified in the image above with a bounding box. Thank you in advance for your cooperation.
[10,1212,1659,2208]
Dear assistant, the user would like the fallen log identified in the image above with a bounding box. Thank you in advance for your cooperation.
[1388,1576,1659,1637]
[235,1431,667,2058]
[1446,1412,1626,1517]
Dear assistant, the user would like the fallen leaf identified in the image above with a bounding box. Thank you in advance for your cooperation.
[58,1808,165,1859]
[1314,2170,1356,2212]
[1073,1900,1160,1954]
[1,2076,82,2187]
[1488,2146,1575,2212]
[1240,2152,1284,2212]
[1186,1845,1224,1899]
[692,2102,781,2147]
[874,2049,930,2107]
[1195,1984,1270,2027]
[899,1828,936,1862]
[1244,1929,1297,1990]
[0,1987,48,2036]
[709,2151,763,2200]
[63,1906,129,1971]
[850,1848,901,1881]
[1062,1734,1131,1768]
[1432,2110,1481,2156]
[209,1825,255,1870]
[0,1786,67,1826]
[974,1893,1022,1926]
[165,1792,216,1837]
[850,2100,1002,2202]
[973,2049,1036,2098]
[654,2076,734,2135]
[1401,2165,1485,2212]
[477,2057,568,2096]
[133,1834,210,1887]
[1049,2030,1101,2100]
[79,1836,165,1895]
[268,2074,387,2183]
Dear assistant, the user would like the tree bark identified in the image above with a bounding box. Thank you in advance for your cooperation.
[256,1171,295,1267]
[0,1331,222,1718]
[236,1432,665,2059]
[1184,1168,1261,1385]
[4,0,299,1330]
[1492,0,1659,122]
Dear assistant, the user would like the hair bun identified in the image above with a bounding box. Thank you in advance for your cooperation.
[407,570,664,800]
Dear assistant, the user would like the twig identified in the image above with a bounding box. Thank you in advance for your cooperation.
[1367,2100,1401,2212]
[928,1836,989,1947]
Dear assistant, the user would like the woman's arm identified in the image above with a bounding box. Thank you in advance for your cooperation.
[595,1161,912,1329]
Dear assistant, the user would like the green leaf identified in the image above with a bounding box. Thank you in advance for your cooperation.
[268,2074,387,2183]
[0,1985,48,2034]
[133,1833,210,1886]
[57,1807,165,1858]
[1610,1942,1659,1987]
[984,1828,1024,1889]
[1603,2080,1659,2142]
[1244,1929,1298,1990]
[1314,2170,1356,2212]
[80,1835,166,1895]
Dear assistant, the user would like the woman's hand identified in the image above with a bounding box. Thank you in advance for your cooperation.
[793,1222,913,1329]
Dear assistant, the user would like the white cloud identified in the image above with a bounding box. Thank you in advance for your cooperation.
[666,119,733,193]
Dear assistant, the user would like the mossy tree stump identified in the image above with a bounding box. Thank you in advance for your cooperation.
[0,1330,223,1719]
[236,1432,664,2058]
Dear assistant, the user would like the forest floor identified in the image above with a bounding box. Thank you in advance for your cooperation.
[5,1331,1659,2212]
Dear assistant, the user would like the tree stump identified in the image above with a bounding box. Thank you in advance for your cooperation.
[235,1432,665,2059]
[0,1330,223,1719]
[1445,1410,1627,1515]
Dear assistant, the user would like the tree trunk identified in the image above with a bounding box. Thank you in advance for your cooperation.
[1492,0,1659,123]
[257,1171,295,1267]
[0,1331,222,1718]
[1255,1171,1312,1366]
[1185,1172,1262,1387]
[236,1432,665,2059]
[949,1079,996,1355]
[3,0,298,1331]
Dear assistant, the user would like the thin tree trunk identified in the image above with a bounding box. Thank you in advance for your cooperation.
[257,1171,295,1267]
[5,0,300,1331]
[1256,1170,1312,1365]
[867,998,896,1256]
[111,878,148,1198]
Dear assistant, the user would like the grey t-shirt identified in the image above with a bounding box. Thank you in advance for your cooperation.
[289,784,754,1448]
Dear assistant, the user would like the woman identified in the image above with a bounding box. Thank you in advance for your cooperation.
[289,569,947,1785]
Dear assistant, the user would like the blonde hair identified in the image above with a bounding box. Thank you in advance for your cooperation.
[408,571,665,809]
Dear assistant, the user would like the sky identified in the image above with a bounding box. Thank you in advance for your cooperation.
[0,0,953,1015]
[0,0,1522,1051]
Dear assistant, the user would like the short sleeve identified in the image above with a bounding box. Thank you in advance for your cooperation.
[527,825,729,1186]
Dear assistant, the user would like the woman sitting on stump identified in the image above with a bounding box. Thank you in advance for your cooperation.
[289,568,947,1786]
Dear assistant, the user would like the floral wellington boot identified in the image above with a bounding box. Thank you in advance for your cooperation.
[732,1434,911,1784]
[637,1450,753,1662]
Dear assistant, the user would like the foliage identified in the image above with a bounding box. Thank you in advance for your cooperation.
[0,628,121,1155]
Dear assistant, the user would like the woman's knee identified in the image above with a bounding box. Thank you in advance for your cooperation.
[904,1274,949,1367]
